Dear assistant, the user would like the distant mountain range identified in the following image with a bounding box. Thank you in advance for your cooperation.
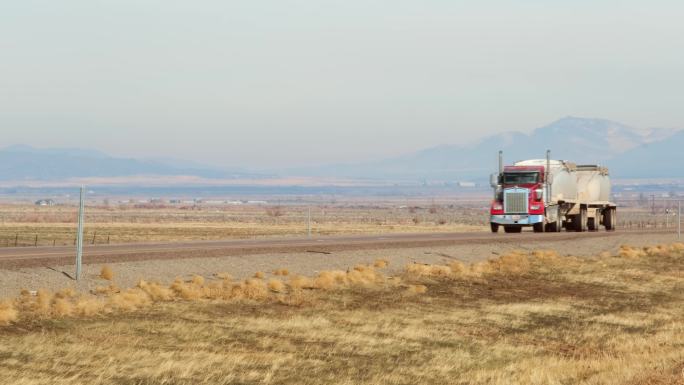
[0,145,257,181]
[1,117,682,182]
[289,117,682,180]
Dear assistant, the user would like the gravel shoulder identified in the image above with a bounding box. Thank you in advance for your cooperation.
[0,231,678,298]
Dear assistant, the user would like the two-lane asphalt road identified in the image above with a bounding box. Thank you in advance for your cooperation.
[0,229,653,270]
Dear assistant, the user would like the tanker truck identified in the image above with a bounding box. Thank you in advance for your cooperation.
[489,150,617,233]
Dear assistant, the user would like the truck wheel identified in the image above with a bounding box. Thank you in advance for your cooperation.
[490,223,499,233]
[533,222,545,233]
[504,226,522,233]
[604,207,616,231]
[588,209,599,231]
[575,206,588,232]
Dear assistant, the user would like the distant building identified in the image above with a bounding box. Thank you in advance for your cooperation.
[457,182,476,188]
[35,199,55,206]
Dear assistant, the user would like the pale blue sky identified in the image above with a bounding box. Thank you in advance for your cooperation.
[1,0,683,168]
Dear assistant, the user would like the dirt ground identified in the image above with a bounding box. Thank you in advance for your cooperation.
[0,231,679,298]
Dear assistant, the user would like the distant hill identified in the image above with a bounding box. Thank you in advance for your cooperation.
[606,130,684,178]
[289,117,681,180]
[0,145,254,181]
[3,117,681,182]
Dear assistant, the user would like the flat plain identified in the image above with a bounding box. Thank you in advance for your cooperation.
[0,242,682,384]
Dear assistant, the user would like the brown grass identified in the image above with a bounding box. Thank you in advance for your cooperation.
[0,203,487,246]
[267,279,286,293]
[99,265,114,281]
[0,300,17,325]
[373,259,389,268]
[0,244,682,384]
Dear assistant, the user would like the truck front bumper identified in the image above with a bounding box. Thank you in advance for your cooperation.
[490,214,544,226]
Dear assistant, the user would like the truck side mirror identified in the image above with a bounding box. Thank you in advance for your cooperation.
[490,173,500,188]
[546,173,553,184]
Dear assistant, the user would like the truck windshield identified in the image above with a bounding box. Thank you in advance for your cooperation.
[503,172,539,184]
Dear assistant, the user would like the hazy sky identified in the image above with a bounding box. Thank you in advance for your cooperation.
[2,0,683,168]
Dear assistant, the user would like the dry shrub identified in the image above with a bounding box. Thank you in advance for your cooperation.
[254,271,265,279]
[35,289,53,316]
[313,272,336,290]
[55,287,77,299]
[469,261,496,276]
[215,272,232,280]
[348,265,381,286]
[531,250,560,262]
[670,243,684,252]
[191,275,205,285]
[0,300,18,325]
[374,259,389,268]
[490,252,531,275]
[93,284,120,296]
[138,280,174,301]
[619,245,646,259]
[289,275,314,290]
[108,289,151,311]
[52,298,73,317]
[73,297,106,317]
[268,279,286,293]
[242,279,269,300]
[405,264,451,279]
[100,265,114,281]
[449,261,466,274]
[171,278,203,300]
[273,269,289,276]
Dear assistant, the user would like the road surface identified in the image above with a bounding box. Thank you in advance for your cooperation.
[0,229,659,270]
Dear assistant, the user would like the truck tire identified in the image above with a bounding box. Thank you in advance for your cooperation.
[575,206,588,232]
[490,223,499,233]
[504,226,522,233]
[533,222,545,233]
[588,209,599,231]
[604,207,616,231]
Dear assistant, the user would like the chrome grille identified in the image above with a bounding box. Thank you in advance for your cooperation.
[504,189,528,213]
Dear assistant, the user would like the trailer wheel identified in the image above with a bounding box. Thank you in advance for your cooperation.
[604,207,616,231]
[575,206,588,232]
[504,226,522,233]
[490,223,499,233]
[588,209,599,231]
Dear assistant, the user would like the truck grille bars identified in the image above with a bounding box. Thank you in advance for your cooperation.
[504,188,528,214]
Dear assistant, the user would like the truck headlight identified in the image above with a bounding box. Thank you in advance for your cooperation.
[530,204,542,210]
[492,202,503,211]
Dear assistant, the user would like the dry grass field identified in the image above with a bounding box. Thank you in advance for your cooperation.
[0,244,682,384]
[0,201,674,247]
[0,203,488,246]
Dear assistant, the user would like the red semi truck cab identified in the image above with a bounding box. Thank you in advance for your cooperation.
[490,165,547,233]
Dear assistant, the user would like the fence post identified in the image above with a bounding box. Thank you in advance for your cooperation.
[76,185,86,280]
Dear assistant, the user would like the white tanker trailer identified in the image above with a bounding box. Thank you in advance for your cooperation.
[489,150,617,233]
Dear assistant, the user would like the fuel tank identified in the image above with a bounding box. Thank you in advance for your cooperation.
[514,159,610,204]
